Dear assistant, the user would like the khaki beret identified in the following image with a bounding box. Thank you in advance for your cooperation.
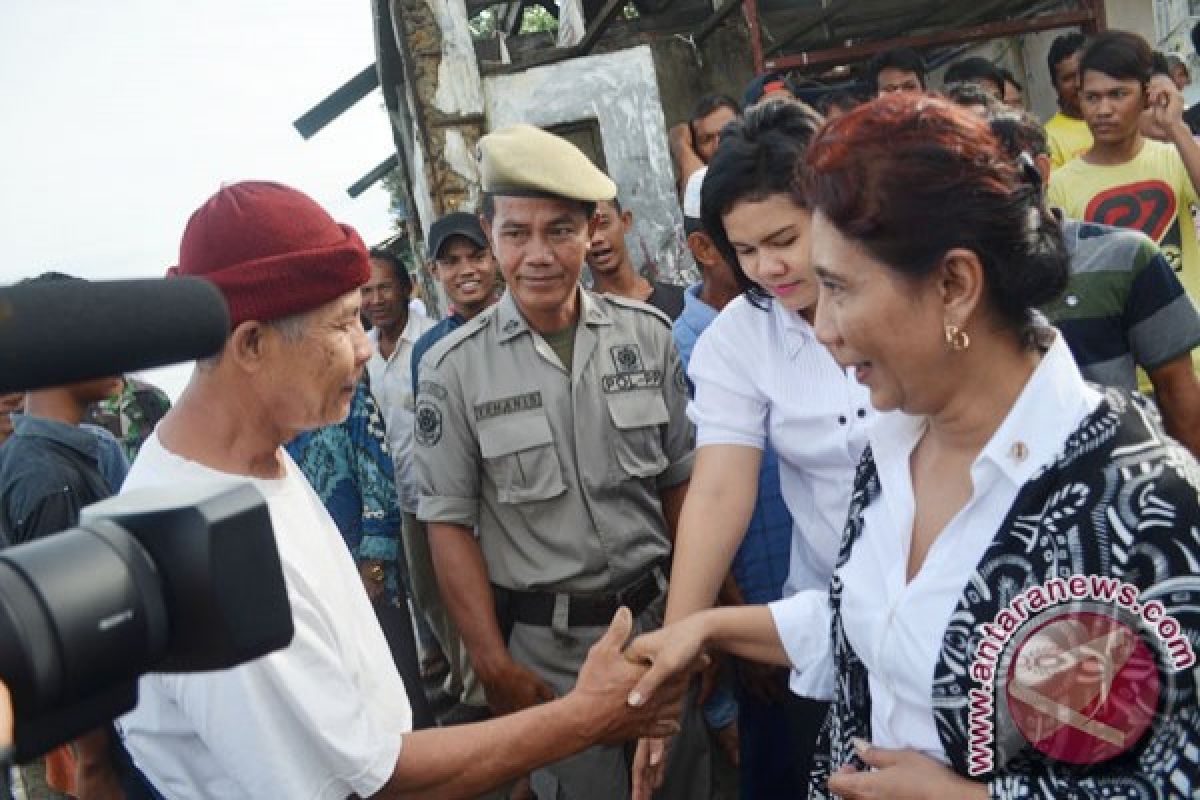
[478,124,616,203]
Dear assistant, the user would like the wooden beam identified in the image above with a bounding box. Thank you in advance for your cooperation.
[1081,0,1106,34]
[576,0,628,55]
[481,0,626,75]
[293,64,379,139]
[766,8,1097,72]
[347,153,399,198]
[694,0,745,44]
[744,0,764,75]
[764,0,856,57]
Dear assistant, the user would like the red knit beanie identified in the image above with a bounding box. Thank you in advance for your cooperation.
[174,181,370,328]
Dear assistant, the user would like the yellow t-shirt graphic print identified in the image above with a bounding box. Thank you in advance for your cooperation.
[1050,139,1199,304]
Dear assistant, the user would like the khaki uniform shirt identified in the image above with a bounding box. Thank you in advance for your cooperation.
[415,288,694,593]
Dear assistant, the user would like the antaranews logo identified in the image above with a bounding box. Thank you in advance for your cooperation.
[966,574,1195,776]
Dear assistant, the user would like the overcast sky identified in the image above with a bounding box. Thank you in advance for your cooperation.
[1,1,399,397]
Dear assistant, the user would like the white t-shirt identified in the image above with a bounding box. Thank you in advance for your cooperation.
[118,433,411,800]
[770,332,1100,761]
[368,314,435,512]
[688,295,873,596]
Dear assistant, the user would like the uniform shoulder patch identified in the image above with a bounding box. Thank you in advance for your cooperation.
[422,307,496,369]
[414,400,443,447]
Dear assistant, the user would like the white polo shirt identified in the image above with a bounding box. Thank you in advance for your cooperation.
[367,314,434,512]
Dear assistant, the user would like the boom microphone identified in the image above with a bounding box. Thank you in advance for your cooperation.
[0,278,229,393]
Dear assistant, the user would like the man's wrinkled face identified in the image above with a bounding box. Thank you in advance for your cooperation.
[262,291,372,431]
[361,258,410,330]
[486,195,594,318]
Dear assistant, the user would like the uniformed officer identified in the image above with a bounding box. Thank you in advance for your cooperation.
[414,124,711,799]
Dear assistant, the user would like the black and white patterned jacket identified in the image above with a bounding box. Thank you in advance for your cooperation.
[814,389,1200,799]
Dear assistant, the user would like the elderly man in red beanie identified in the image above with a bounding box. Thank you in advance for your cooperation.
[115,181,693,800]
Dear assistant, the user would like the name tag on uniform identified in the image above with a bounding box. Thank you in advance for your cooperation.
[474,391,543,421]
[601,369,663,393]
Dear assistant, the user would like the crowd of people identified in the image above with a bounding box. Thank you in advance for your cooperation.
[4,21,1200,800]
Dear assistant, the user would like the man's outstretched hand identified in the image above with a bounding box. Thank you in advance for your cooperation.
[570,607,703,746]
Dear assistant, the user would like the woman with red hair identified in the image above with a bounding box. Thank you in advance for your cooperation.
[630,94,1200,798]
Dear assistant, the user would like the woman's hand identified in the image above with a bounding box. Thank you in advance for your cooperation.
[625,614,712,800]
[827,740,988,800]
[625,613,711,708]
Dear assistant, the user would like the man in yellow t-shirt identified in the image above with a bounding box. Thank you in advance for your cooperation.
[1044,32,1093,168]
[1048,32,1200,305]
[1049,31,1200,394]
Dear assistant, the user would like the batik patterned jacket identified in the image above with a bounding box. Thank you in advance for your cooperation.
[814,389,1200,799]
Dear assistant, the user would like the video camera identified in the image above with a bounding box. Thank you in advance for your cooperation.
[0,277,294,763]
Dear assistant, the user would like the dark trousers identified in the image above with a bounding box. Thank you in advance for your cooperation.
[735,672,829,800]
[374,599,436,729]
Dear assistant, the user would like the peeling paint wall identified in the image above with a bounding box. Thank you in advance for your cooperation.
[394,0,486,228]
[430,0,486,115]
[484,46,695,284]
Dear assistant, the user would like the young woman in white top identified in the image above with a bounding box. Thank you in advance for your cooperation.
[630,95,1200,799]
[633,100,875,791]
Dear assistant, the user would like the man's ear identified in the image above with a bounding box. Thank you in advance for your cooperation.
[227,321,271,374]
[620,209,634,233]
[686,231,713,266]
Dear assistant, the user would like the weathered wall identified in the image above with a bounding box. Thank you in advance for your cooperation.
[484,45,695,283]
[392,0,485,235]
[650,20,756,128]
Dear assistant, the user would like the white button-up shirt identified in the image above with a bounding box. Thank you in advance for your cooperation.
[770,331,1101,761]
[688,295,873,694]
[367,314,434,512]
[689,294,874,594]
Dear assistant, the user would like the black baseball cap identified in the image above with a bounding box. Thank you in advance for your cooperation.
[427,211,488,261]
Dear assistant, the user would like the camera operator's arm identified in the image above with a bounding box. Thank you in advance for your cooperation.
[377,608,694,799]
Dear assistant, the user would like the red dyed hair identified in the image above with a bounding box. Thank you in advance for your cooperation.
[804,93,1066,332]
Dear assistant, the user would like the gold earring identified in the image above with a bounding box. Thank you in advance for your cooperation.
[944,324,970,351]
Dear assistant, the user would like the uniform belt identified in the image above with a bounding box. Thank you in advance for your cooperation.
[504,566,665,628]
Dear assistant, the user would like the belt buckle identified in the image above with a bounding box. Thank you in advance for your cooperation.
[615,572,649,609]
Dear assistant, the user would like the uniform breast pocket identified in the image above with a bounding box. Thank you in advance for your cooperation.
[605,391,670,479]
[478,413,567,504]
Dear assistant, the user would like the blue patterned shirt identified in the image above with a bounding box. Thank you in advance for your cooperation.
[286,383,403,603]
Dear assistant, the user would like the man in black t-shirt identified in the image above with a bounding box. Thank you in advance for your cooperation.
[587,196,686,319]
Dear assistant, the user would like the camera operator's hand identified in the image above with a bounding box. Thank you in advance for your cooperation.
[478,656,556,716]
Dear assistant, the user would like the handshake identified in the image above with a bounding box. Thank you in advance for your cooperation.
[560,607,709,746]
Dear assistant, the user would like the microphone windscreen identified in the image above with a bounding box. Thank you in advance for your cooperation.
[0,278,230,393]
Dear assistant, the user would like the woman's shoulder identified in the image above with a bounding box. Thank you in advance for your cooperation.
[700,293,776,346]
